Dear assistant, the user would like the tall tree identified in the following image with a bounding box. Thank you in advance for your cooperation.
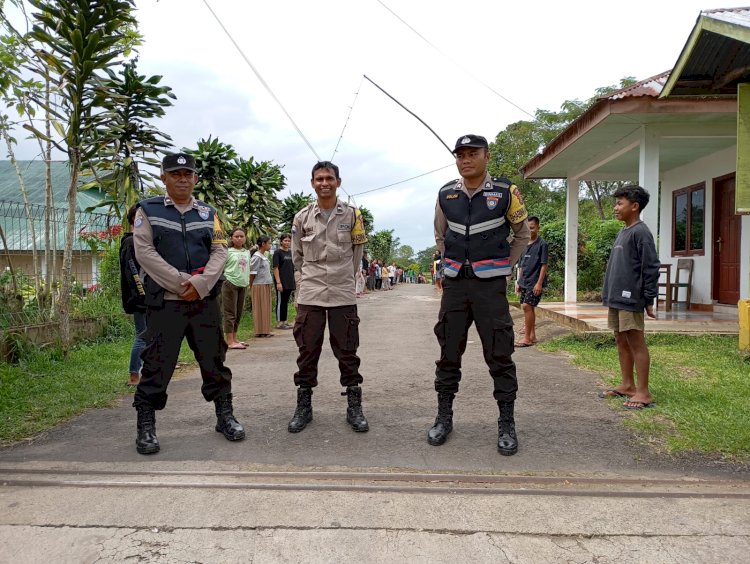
[279,192,314,234]
[187,137,286,241]
[489,77,637,220]
[82,58,175,214]
[28,0,138,352]
[368,229,396,263]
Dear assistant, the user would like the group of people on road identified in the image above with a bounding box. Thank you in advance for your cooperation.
[121,132,659,457]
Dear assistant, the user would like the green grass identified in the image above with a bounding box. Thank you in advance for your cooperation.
[0,298,297,444]
[540,333,750,460]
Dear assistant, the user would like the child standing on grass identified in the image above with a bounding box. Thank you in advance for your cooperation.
[222,228,251,350]
[601,185,660,409]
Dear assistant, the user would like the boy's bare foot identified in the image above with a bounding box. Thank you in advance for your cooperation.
[624,393,654,409]
[623,398,656,410]
[127,373,140,386]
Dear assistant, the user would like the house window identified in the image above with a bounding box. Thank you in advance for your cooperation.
[672,183,705,256]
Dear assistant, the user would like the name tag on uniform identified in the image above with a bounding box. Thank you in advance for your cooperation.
[446,194,459,199]
[622,290,632,298]
[338,223,351,230]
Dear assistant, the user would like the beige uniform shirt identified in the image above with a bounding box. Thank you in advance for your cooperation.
[434,173,530,268]
[292,199,365,307]
[134,196,227,300]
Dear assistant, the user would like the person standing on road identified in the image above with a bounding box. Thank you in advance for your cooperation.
[515,216,549,347]
[249,235,274,337]
[429,134,530,455]
[222,227,251,350]
[287,161,369,434]
[132,152,245,455]
[273,233,295,330]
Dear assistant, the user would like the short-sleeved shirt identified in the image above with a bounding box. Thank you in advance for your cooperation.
[224,248,251,288]
[272,248,295,290]
[249,251,273,285]
[518,237,548,289]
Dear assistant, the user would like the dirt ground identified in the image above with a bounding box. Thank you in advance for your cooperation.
[1,283,746,479]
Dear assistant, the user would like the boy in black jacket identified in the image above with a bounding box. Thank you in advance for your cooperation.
[120,204,147,386]
[601,185,660,409]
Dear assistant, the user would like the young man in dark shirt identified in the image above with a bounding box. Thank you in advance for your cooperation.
[515,216,548,347]
[601,185,660,409]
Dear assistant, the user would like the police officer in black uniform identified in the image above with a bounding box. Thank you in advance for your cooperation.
[131,153,245,455]
[429,135,530,455]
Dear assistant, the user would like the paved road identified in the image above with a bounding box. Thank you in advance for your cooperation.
[1,283,748,562]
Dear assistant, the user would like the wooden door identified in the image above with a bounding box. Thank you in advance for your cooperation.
[712,175,741,304]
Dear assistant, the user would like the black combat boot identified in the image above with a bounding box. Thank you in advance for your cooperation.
[343,385,369,432]
[214,393,246,441]
[288,387,313,433]
[497,400,518,456]
[427,392,454,446]
[135,405,160,455]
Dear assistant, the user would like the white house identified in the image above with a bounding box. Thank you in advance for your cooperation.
[521,7,750,313]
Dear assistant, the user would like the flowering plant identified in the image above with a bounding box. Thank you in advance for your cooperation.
[78,224,123,253]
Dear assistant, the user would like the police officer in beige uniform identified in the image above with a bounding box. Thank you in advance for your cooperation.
[288,161,369,433]
[132,153,245,455]
[429,135,530,455]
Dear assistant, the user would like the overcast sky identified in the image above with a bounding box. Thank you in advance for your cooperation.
[8,0,748,252]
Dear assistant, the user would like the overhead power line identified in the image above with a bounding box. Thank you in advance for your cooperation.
[364,75,453,156]
[374,0,535,119]
[331,76,364,162]
[201,0,322,162]
[350,164,454,196]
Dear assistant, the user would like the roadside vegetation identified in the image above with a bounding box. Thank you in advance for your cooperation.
[540,333,750,460]
[0,301,279,445]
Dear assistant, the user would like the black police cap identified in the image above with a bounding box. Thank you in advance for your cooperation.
[162,153,197,173]
[453,134,489,153]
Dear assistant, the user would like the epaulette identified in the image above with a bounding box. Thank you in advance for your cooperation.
[491,177,512,189]
[440,179,460,191]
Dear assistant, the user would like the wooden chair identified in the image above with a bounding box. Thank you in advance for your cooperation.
[656,264,672,311]
[670,258,694,309]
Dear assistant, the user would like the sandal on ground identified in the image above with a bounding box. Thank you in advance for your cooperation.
[228,343,247,350]
[515,341,535,348]
[622,400,656,410]
[597,389,630,399]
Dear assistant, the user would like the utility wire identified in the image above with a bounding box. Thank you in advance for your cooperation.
[374,0,535,119]
[350,164,454,196]
[331,76,364,161]
[201,0,322,161]
[364,75,453,156]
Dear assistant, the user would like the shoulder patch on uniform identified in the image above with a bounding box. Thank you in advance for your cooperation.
[491,177,511,190]
[440,179,460,192]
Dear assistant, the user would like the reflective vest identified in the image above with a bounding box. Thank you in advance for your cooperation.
[139,196,217,303]
[438,178,512,279]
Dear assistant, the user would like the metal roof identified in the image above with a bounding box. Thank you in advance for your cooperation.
[661,7,750,97]
[602,71,670,100]
[0,161,112,252]
[0,160,106,211]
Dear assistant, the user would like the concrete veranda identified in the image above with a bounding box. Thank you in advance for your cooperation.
[0,283,748,562]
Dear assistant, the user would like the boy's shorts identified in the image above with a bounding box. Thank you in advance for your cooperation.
[608,308,645,332]
[519,286,542,307]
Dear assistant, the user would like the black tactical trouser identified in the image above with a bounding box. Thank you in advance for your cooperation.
[434,273,517,401]
[133,296,232,410]
[293,304,363,388]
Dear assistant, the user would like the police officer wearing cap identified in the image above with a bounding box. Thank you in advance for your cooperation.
[131,152,245,455]
[429,134,530,455]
